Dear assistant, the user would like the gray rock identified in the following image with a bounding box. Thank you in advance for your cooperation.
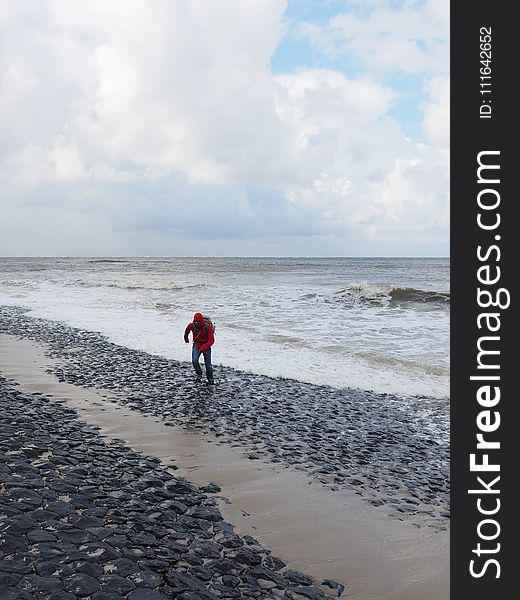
[63,573,101,597]
[101,574,137,595]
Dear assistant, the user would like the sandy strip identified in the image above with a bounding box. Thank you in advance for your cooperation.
[0,333,448,599]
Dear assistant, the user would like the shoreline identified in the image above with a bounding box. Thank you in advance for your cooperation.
[1,375,340,599]
[0,307,450,598]
[0,306,450,528]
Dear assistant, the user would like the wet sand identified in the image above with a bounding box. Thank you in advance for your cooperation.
[0,333,449,599]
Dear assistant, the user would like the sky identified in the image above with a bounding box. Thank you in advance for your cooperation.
[0,0,449,257]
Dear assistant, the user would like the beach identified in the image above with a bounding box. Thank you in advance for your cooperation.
[0,306,449,599]
[0,0,456,594]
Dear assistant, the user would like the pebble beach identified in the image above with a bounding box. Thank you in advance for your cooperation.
[0,306,450,599]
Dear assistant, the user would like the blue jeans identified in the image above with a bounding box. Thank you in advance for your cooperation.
[192,346,213,379]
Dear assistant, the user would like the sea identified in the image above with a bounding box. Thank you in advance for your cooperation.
[0,257,449,400]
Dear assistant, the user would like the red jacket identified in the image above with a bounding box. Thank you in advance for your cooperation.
[184,312,214,352]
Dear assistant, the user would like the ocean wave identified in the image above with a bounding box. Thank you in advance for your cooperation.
[105,283,185,292]
[263,333,314,349]
[87,259,132,264]
[333,282,450,307]
[355,350,449,378]
[45,279,206,292]
[300,293,318,300]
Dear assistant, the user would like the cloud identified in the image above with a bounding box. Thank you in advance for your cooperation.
[272,66,448,241]
[1,0,290,186]
[422,76,450,148]
[298,0,449,76]
[274,68,398,175]
[285,151,449,242]
[295,0,450,150]
[0,0,449,256]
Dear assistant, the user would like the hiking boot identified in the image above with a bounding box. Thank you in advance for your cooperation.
[195,374,202,382]
[207,378,215,385]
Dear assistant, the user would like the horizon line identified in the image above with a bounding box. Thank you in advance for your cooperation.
[0,255,450,260]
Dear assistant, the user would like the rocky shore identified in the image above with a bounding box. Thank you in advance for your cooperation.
[1,375,344,599]
[0,304,451,598]
[0,306,450,532]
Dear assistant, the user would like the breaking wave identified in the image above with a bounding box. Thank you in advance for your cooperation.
[334,282,450,307]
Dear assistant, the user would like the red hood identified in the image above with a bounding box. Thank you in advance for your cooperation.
[193,312,204,324]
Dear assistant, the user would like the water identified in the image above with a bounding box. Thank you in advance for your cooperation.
[0,257,449,400]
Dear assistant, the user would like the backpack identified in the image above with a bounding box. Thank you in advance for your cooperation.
[203,315,216,335]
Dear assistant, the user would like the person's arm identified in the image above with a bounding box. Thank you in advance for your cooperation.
[184,323,193,343]
[198,324,214,352]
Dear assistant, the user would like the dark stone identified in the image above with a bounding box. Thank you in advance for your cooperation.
[5,515,38,534]
[80,542,122,563]
[243,535,259,546]
[101,574,137,595]
[128,532,158,546]
[177,592,221,600]
[137,559,170,574]
[33,561,73,578]
[188,506,223,522]
[122,547,146,560]
[188,566,213,581]
[16,574,62,594]
[247,567,287,588]
[129,570,164,589]
[181,553,204,567]
[192,541,221,559]
[207,558,243,576]
[45,501,73,517]
[56,528,93,544]
[233,546,262,566]
[221,575,240,588]
[87,526,114,540]
[199,483,221,494]
[63,573,101,597]
[284,569,314,585]
[0,573,21,587]
[321,579,345,596]
[0,558,32,575]
[28,509,59,523]
[164,571,205,592]
[6,490,42,508]
[210,584,241,598]
[76,515,104,528]
[0,589,32,600]
[105,533,128,548]
[33,542,78,560]
[286,585,328,599]
[127,590,169,600]
[26,529,57,543]
[0,534,28,554]
[165,480,196,495]
[263,554,286,571]
[75,560,103,578]
[103,558,140,577]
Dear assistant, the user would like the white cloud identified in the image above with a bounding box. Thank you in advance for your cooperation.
[299,0,449,76]
[422,77,450,148]
[272,66,448,241]
[295,0,450,153]
[0,0,449,256]
[1,0,290,186]
[285,146,449,241]
[274,69,398,176]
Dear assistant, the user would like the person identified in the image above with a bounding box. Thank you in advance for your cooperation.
[184,312,215,384]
